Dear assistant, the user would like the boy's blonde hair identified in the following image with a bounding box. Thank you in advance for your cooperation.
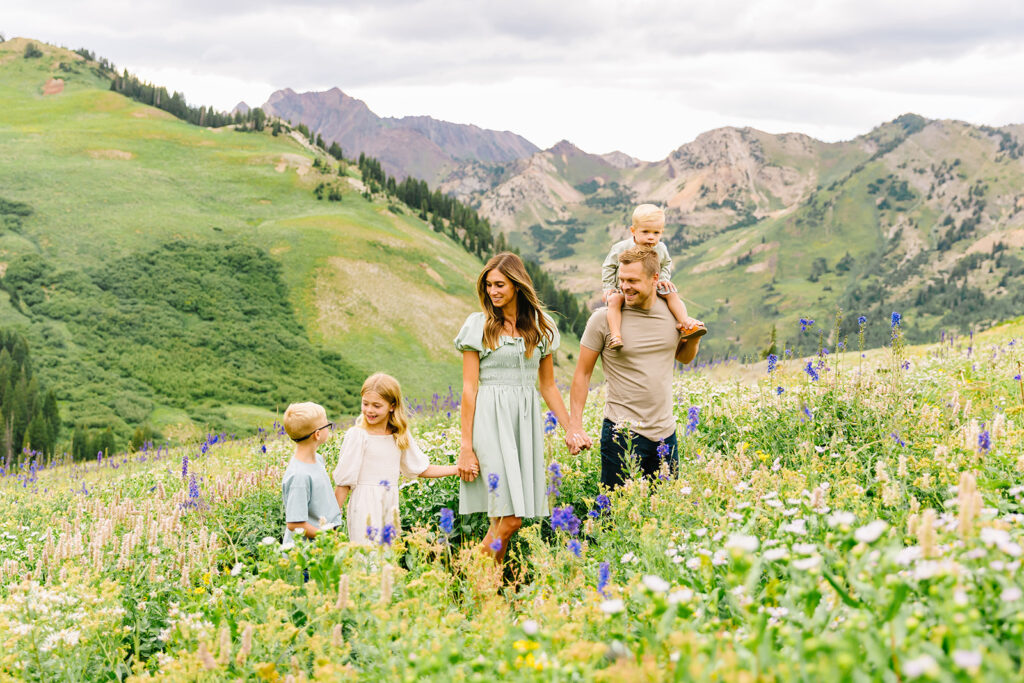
[632,204,665,229]
[282,402,327,441]
[357,373,411,450]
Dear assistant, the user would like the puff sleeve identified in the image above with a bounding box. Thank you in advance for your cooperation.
[399,434,431,477]
[454,312,486,354]
[332,427,367,487]
[539,312,561,358]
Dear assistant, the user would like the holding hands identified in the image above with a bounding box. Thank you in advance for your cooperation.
[457,445,481,482]
[564,425,592,455]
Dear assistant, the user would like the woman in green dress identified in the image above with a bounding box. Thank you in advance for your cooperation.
[455,252,573,563]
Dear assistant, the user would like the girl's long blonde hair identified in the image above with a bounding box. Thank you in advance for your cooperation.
[476,252,555,358]
[357,373,410,450]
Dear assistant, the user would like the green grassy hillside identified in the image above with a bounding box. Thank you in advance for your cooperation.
[0,39,486,443]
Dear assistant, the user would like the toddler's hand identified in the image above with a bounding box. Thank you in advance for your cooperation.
[657,280,678,294]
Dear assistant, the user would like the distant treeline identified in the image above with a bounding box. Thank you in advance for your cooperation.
[0,330,61,468]
[354,153,590,336]
[109,71,265,129]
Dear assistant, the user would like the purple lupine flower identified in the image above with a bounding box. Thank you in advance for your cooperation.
[551,505,581,536]
[857,315,867,325]
[890,432,906,447]
[776,386,785,395]
[181,453,188,479]
[804,361,819,381]
[799,318,814,332]
[366,526,378,543]
[487,472,500,493]
[438,507,455,535]
[596,494,610,511]
[567,539,582,557]
[801,405,813,422]
[546,462,563,497]
[686,406,700,435]
[891,311,901,328]
[767,353,778,374]
[380,524,397,546]
[543,410,557,435]
[597,561,610,596]
[978,426,991,454]
[489,538,503,552]
[657,441,671,461]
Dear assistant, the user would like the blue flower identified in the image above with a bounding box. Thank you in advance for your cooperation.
[686,406,700,435]
[901,361,910,370]
[799,318,814,332]
[181,453,188,479]
[551,505,581,536]
[366,526,378,543]
[890,311,901,328]
[438,507,455,535]
[543,410,557,435]
[776,386,785,395]
[379,479,391,487]
[767,353,778,374]
[978,427,991,454]
[489,537,503,552]
[1014,374,1021,381]
[801,405,813,422]
[596,494,611,511]
[487,472,500,493]
[890,432,906,447]
[380,524,397,546]
[567,539,582,557]
[804,361,819,382]
[597,561,610,596]
[857,315,867,325]
[546,462,563,497]
[657,441,671,460]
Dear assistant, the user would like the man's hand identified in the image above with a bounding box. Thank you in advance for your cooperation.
[564,427,592,455]
[457,446,480,482]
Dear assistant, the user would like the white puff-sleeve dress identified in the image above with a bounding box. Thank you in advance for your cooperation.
[332,426,431,545]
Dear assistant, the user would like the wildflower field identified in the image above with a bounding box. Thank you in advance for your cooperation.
[2,316,1024,681]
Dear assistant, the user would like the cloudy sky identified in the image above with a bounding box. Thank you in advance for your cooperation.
[7,1,1024,160]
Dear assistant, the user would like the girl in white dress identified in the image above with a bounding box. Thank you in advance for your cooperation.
[333,373,463,545]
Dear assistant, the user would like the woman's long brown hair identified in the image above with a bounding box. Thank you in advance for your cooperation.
[476,252,555,358]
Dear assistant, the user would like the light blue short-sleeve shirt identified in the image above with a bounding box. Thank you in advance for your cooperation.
[281,453,343,546]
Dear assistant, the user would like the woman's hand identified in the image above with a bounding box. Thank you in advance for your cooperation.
[457,446,480,482]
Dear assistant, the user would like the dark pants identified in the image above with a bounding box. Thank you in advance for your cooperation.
[600,419,678,488]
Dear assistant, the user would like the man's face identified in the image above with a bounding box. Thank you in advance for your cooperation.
[618,261,657,308]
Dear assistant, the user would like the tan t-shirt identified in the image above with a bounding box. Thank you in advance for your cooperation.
[580,296,679,441]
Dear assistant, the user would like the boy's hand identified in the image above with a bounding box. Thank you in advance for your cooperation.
[657,280,678,294]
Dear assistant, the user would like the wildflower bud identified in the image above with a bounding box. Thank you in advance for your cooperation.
[380,564,394,604]
[218,627,231,665]
[331,623,344,648]
[897,454,907,479]
[198,641,217,670]
[335,574,349,610]
[291,655,301,676]
[958,473,978,539]
[907,513,919,536]
[918,509,937,558]
[233,625,254,666]
[1017,454,1024,474]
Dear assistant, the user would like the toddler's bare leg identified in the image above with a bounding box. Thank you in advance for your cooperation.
[606,291,624,348]
[660,289,689,326]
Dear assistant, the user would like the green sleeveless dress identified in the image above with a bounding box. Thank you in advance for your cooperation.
[455,312,559,518]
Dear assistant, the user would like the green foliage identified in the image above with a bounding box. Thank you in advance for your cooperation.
[23,42,42,59]
[2,242,361,449]
[0,329,60,464]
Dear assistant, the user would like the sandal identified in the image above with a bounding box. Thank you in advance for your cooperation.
[608,335,623,349]
[679,320,707,340]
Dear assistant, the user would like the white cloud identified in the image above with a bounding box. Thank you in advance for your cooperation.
[4,1,1024,159]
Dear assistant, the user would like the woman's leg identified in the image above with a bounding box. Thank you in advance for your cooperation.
[482,515,522,563]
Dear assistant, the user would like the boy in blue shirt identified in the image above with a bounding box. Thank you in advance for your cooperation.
[281,402,343,547]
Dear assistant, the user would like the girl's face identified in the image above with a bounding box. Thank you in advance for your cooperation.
[485,268,516,309]
[361,391,393,427]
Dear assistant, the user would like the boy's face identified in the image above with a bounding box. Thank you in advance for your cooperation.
[361,391,393,427]
[631,221,665,247]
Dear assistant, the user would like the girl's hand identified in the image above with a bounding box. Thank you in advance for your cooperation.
[457,447,480,482]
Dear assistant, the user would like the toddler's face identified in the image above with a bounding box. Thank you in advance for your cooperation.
[631,222,665,247]
[361,391,393,426]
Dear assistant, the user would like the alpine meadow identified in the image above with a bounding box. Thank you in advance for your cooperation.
[1,33,1024,683]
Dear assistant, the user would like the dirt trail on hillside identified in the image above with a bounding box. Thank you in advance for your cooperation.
[42,78,64,95]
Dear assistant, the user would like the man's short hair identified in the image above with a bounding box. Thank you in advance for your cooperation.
[618,245,660,277]
[632,204,665,229]
[282,402,326,441]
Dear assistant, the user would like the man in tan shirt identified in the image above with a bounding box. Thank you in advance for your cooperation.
[566,246,702,487]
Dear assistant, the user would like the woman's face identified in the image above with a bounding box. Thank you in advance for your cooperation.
[361,391,393,427]
[485,269,516,310]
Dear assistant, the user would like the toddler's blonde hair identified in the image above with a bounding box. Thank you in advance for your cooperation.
[357,373,411,450]
[632,204,665,229]
[282,402,327,441]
